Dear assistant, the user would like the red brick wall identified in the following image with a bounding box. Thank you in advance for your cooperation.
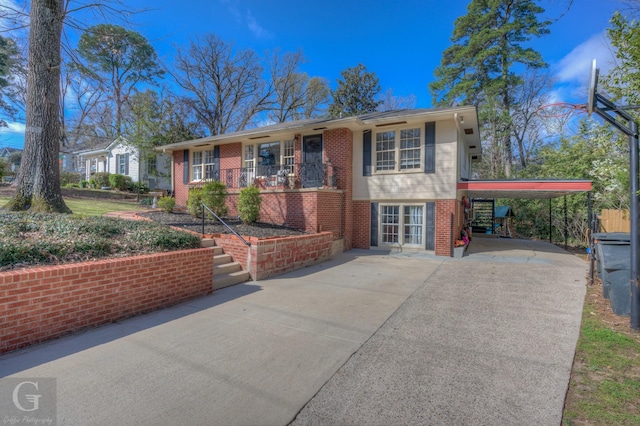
[213,232,334,280]
[352,201,371,248]
[174,150,188,207]
[225,190,344,235]
[435,199,458,256]
[1,249,215,354]
[324,129,353,250]
[220,143,242,170]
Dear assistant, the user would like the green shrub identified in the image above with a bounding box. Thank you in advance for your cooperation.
[80,180,88,188]
[60,171,83,186]
[91,172,110,188]
[0,213,201,270]
[202,181,228,219]
[157,196,175,213]
[187,188,204,218]
[109,174,132,191]
[129,181,149,194]
[238,186,261,225]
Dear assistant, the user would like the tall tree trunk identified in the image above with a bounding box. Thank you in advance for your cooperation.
[6,0,70,213]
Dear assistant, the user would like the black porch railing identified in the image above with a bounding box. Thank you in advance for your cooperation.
[191,162,339,190]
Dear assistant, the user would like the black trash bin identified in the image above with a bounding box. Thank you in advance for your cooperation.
[593,233,631,316]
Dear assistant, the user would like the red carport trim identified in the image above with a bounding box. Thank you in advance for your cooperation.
[457,180,592,192]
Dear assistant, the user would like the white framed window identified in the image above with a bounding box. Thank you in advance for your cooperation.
[204,149,216,179]
[374,127,422,173]
[116,153,129,175]
[381,205,399,243]
[379,204,424,247]
[403,205,423,245]
[400,128,421,170]
[283,139,295,174]
[147,156,157,175]
[191,149,218,181]
[192,151,203,181]
[376,131,395,171]
[243,140,296,176]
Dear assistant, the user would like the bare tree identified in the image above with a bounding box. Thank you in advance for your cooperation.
[268,49,329,122]
[4,0,69,212]
[377,89,417,112]
[510,69,554,170]
[169,34,271,136]
[1,0,141,212]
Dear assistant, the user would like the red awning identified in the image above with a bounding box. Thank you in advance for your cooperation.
[457,179,592,199]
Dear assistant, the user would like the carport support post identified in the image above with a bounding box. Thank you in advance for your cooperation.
[564,195,568,250]
[549,199,552,244]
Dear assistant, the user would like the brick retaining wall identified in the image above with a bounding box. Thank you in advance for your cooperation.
[213,232,336,281]
[1,248,215,354]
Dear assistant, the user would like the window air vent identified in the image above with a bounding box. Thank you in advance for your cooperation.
[248,135,270,140]
[194,143,210,147]
[313,127,327,131]
[469,145,476,149]
[464,128,474,135]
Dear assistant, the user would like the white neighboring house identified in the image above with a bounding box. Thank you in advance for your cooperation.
[75,137,172,191]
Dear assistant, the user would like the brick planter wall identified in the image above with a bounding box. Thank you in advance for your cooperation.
[213,232,335,281]
[435,199,458,256]
[1,248,215,354]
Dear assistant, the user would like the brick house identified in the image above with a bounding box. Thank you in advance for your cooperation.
[157,107,481,257]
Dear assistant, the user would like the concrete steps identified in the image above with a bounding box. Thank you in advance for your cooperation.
[202,239,251,289]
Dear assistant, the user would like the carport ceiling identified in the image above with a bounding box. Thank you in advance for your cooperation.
[457,179,592,199]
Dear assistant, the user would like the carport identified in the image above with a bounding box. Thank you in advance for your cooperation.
[458,179,593,248]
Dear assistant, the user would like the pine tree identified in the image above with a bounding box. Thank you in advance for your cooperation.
[429,0,550,177]
[328,64,381,118]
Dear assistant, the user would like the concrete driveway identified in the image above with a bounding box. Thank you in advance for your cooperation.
[0,238,587,425]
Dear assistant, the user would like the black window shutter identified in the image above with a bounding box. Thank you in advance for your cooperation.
[370,202,379,247]
[363,130,372,176]
[213,145,220,180]
[424,122,435,173]
[425,202,435,250]
[125,153,129,175]
[115,154,120,174]
[183,150,189,184]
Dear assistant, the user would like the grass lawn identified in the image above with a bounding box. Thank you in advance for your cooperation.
[562,278,640,425]
[0,195,146,216]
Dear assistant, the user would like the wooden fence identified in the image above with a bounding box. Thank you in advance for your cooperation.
[599,209,630,233]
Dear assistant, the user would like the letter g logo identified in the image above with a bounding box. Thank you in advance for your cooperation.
[12,381,41,412]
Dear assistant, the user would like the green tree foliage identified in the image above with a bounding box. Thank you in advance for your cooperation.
[510,120,628,245]
[429,0,550,177]
[328,64,381,118]
[74,24,164,136]
[604,12,640,119]
[238,186,261,225]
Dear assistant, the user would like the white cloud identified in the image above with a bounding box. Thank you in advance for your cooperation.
[0,121,25,134]
[246,11,272,39]
[220,0,272,39]
[554,32,616,84]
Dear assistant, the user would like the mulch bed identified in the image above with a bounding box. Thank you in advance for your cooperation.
[138,210,307,239]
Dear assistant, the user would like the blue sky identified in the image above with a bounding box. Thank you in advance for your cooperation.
[0,0,624,150]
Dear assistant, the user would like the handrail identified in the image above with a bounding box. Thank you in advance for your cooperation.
[201,203,251,246]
